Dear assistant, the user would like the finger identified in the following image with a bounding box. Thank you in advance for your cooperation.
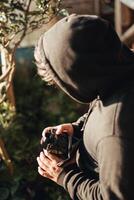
[37,155,59,176]
[56,125,64,135]
[40,137,44,145]
[38,167,53,179]
[39,152,59,170]
[37,156,49,171]
[55,124,72,135]
[42,127,53,137]
[39,152,51,165]
[43,150,62,163]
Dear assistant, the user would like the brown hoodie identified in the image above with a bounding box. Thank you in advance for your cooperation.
[35,14,134,200]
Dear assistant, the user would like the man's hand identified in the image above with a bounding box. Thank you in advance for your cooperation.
[38,123,76,182]
[42,123,74,137]
[37,150,63,183]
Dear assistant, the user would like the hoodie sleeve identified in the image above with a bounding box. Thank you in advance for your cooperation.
[57,136,134,200]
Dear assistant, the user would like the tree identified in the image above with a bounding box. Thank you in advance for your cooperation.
[0,0,62,106]
[0,0,62,173]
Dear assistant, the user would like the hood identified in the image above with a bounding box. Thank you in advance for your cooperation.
[34,14,134,103]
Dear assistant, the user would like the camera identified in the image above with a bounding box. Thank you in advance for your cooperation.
[41,129,71,160]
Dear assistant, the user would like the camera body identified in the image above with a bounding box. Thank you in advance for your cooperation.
[41,129,70,160]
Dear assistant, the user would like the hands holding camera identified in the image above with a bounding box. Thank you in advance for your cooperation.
[37,123,74,183]
[42,123,74,137]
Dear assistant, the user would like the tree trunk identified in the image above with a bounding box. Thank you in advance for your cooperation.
[0,47,16,108]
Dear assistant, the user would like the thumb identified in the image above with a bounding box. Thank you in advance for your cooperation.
[56,125,64,135]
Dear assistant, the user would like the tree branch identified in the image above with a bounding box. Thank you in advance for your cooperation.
[0,67,12,82]
[13,0,32,54]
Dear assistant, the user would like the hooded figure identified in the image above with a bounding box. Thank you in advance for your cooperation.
[35,14,134,200]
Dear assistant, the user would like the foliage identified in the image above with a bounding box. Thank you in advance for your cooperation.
[0,0,62,48]
[0,102,15,128]
[0,0,64,109]
[0,1,77,199]
[0,47,86,200]
[0,0,65,181]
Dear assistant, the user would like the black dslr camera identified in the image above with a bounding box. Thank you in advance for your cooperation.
[41,129,71,160]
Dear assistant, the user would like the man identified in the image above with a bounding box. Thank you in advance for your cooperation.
[35,14,134,200]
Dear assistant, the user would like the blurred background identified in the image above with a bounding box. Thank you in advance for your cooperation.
[0,0,134,200]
